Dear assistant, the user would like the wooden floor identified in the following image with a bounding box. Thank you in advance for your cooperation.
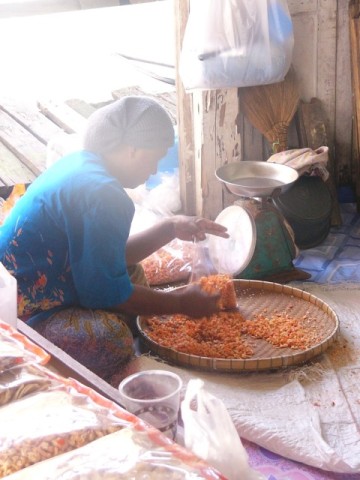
[0,1,176,194]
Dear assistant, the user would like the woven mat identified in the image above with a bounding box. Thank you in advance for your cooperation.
[112,283,360,477]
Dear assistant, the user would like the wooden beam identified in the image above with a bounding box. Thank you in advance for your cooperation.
[316,0,337,145]
[236,114,267,162]
[0,141,36,186]
[66,99,97,119]
[215,90,241,209]
[349,0,360,210]
[193,89,240,219]
[174,0,196,215]
[0,110,47,176]
[335,0,353,186]
[79,0,119,7]
[0,1,81,17]
[37,99,87,134]
[0,97,64,145]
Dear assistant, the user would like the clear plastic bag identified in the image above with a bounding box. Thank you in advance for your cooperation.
[142,239,193,286]
[180,0,294,90]
[4,427,227,480]
[189,240,238,310]
[0,320,50,373]
[189,239,217,284]
[0,385,129,477]
[181,379,265,480]
[0,364,52,407]
[129,199,194,286]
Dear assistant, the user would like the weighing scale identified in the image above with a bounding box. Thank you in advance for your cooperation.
[209,161,310,281]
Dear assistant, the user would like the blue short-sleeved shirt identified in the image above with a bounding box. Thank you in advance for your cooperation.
[0,151,135,321]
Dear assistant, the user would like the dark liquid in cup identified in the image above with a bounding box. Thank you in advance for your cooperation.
[134,405,177,439]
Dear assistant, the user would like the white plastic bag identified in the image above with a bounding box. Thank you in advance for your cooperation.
[181,379,265,480]
[0,263,17,329]
[180,0,294,90]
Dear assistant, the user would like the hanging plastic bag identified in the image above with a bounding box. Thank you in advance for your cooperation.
[181,379,265,480]
[180,0,294,90]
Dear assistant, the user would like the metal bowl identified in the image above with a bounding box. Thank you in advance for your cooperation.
[216,161,299,198]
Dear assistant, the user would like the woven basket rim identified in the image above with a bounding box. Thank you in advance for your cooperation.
[137,280,339,372]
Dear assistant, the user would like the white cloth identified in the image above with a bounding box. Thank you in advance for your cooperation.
[268,147,330,181]
[126,283,360,474]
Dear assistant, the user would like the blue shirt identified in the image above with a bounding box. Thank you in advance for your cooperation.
[0,151,135,321]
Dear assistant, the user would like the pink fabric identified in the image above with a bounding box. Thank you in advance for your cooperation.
[244,440,358,480]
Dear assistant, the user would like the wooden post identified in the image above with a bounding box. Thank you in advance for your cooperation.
[174,0,241,218]
[193,89,240,219]
[349,0,360,210]
[174,0,196,215]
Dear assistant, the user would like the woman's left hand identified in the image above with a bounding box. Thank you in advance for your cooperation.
[172,216,229,242]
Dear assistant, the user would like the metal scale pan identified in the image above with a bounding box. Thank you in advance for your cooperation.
[215,161,299,199]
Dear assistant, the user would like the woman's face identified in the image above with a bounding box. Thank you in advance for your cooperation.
[105,146,168,188]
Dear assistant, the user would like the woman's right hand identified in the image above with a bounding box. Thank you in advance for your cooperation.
[115,283,221,318]
[174,283,221,318]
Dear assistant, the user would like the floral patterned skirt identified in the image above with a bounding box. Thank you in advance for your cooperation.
[34,307,135,380]
[33,264,149,380]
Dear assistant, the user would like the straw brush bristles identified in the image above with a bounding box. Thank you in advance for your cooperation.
[238,67,300,153]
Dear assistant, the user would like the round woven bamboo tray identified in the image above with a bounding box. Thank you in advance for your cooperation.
[137,280,339,373]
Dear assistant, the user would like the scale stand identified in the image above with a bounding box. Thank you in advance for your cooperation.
[234,196,309,282]
[212,162,311,282]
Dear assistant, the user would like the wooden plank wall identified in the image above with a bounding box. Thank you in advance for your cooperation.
[192,90,239,219]
[336,0,354,186]
[289,0,354,186]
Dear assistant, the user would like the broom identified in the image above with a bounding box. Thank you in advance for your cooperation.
[238,67,299,153]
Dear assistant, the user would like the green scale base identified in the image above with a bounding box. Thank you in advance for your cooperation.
[234,198,311,283]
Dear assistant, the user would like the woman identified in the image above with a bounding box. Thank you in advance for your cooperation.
[0,96,228,379]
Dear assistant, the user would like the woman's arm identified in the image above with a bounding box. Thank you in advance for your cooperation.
[111,283,221,318]
[126,215,229,265]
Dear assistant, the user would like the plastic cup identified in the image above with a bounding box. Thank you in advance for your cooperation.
[118,370,182,440]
